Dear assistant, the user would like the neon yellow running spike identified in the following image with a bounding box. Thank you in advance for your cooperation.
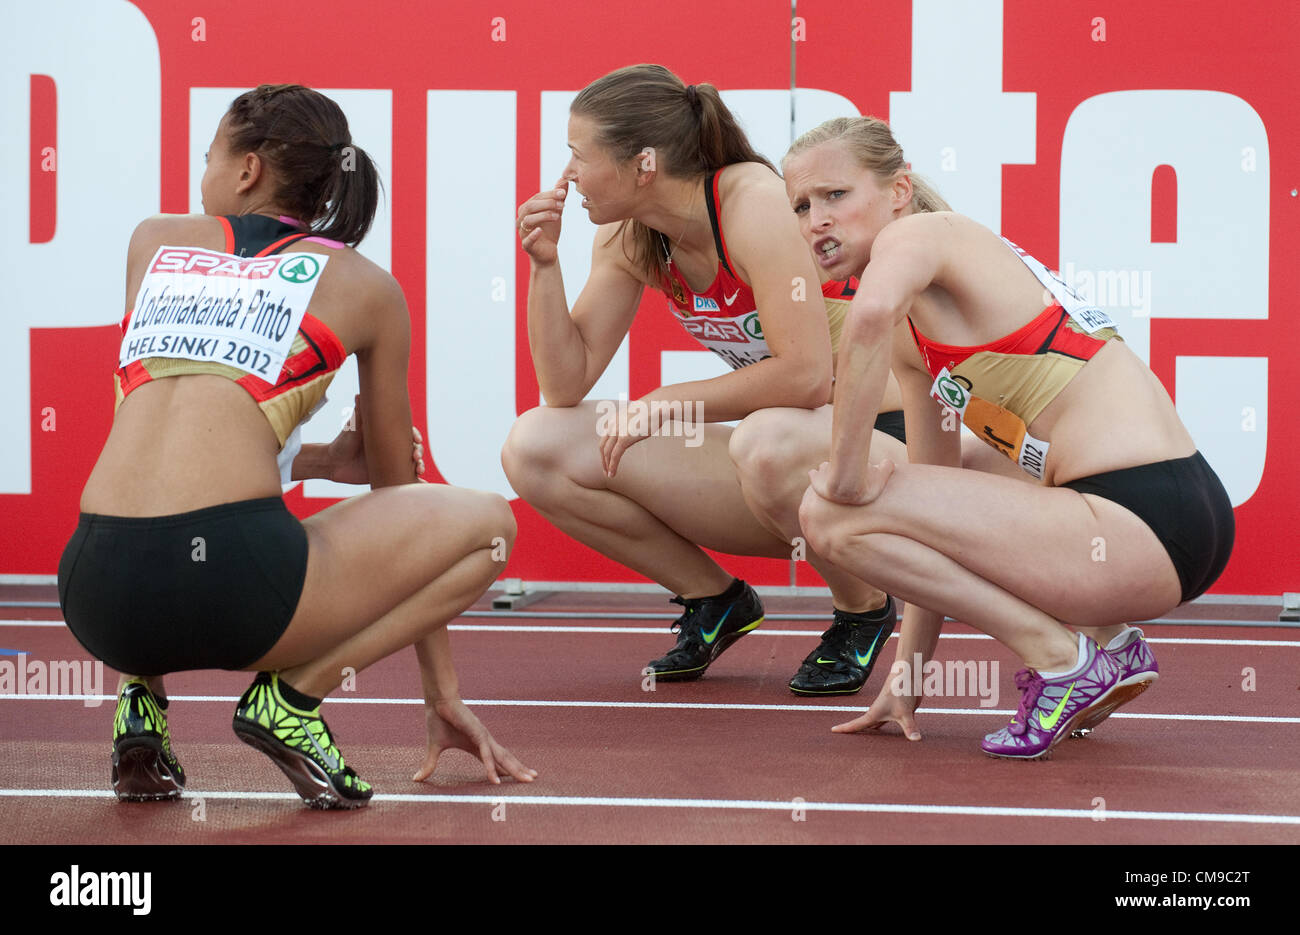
[112,680,186,802]
[232,672,372,809]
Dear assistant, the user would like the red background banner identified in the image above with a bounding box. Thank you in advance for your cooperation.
[6,0,1296,595]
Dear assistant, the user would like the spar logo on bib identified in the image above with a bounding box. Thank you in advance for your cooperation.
[742,312,763,340]
[278,255,321,284]
[934,371,968,411]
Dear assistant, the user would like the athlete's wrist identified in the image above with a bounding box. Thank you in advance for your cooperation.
[290,443,331,481]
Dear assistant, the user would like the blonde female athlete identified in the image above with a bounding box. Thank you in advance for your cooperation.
[732,118,1157,719]
[503,65,904,694]
[59,84,535,807]
[792,117,1233,758]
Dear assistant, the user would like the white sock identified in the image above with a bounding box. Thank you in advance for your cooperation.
[1037,633,1089,679]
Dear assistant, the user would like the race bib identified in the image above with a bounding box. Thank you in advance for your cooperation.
[669,300,771,370]
[931,367,1050,479]
[1002,238,1117,335]
[120,246,329,379]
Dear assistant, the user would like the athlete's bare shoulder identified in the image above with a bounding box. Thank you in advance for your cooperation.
[590,219,651,286]
[320,244,405,316]
[127,214,226,260]
[872,211,1002,274]
[715,160,782,197]
[891,210,1010,255]
[882,210,963,240]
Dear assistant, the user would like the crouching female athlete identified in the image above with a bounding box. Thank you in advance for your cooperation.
[733,117,1164,729]
[502,65,903,696]
[792,117,1233,759]
[59,84,535,807]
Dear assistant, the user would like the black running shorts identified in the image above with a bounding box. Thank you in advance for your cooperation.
[873,409,907,444]
[58,497,308,675]
[1061,451,1235,603]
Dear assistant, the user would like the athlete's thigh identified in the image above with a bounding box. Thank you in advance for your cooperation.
[819,463,1181,623]
[282,484,510,654]
[733,405,834,467]
[734,405,907,476]
[609,422,793,559]
[961,434,1033,481]
[523,400,788,558]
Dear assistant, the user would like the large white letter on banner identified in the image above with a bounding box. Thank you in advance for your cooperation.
[890,0,1036,233]
[1060,90,1269,504]
[0,0,160,493]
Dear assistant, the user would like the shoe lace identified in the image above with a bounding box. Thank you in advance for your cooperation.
[817,616,853,652]
[668,595,699,636]
[1009,668,1046,732]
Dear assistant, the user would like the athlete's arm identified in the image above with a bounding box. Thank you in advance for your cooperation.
[831,600,942,741]
[536,226,645,405]
[411,628,537,784]
[520,180,645,407]
[641,167,832,423]
[291,396,425,483]
[353,268,419,488]
[887,341,951,707]
[894,323,961,469]
[817,216,948,503]
[827,340,951,740]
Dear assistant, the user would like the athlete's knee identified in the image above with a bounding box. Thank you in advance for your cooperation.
[797,488,872,570]
[484,492,517,548]
[729,410,803,492]
[798,487,837,558]
[501,410,564,496]
[454,488,517,548]
[501,406,582,495]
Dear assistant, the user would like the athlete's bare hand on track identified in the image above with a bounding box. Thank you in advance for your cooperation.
[807,458,895,506]
[413,698,538,785]
[327,394,425,484]
[831,680,922,741]
[517,179,567,265]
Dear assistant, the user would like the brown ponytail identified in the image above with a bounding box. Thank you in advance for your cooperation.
[784,116,951,214]
[224,84,381,247]
[571,64,775,284]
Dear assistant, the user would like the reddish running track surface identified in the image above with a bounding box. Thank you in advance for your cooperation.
[2,587,1297,845]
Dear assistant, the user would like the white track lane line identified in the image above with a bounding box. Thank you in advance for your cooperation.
[0,788,1295,825]
[0,693,1296,724]
[2,619,1297,647]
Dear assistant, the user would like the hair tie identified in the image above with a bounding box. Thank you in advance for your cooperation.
[328,141,348,153]
[685,84,701,113]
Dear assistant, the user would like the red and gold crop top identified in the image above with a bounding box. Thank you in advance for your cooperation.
[820,276,856,357]
[910,239,1121,478]
[658,170,766,370]
[114,214,346,450]
[657,170,853,371]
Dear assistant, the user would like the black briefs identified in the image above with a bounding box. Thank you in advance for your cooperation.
[1061,451,1235,603]
[58,497,308,675]
[873,409,907,444]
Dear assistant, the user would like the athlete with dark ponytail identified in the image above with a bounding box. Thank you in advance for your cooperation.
[60,85,535,808]
[503,65,900,692]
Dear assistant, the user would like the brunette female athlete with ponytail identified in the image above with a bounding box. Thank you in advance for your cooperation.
[61,84,535,808]
[503,65,902,694]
